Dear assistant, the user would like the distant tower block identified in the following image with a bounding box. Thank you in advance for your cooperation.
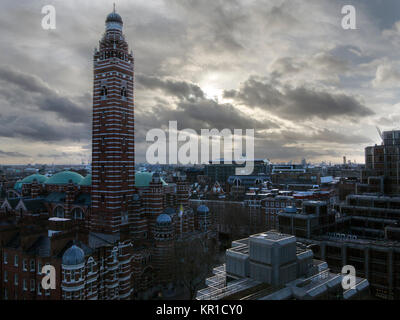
[343,156,346,165]
[90,9,135,234]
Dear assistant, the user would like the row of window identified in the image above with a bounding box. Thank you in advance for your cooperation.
[3,255,43,271]
[54,207,84,219]
[100,86,128,98]
[95,72,132,80]
[265,202,293,208]
[3,282,50,299]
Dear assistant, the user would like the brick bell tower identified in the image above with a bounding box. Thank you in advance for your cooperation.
[91,7,135,234]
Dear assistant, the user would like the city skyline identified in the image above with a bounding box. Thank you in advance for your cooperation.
[1,1,400,165]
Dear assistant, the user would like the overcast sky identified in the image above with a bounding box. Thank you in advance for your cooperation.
[1,0,400,165]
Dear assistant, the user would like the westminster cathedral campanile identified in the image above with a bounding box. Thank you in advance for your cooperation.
[91,8,135,234]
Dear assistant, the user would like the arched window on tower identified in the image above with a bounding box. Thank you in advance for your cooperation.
[54,206,64,218]
[101,164,105,182]
[72,208,84,220]
[101,86,108,100]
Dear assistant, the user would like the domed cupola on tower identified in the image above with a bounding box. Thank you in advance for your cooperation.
[156,214,172,227]
[61,244,87,300]
[154,214,174,286]
[196,205,211,231]
[62,245,85,266]
[105,5,123,31]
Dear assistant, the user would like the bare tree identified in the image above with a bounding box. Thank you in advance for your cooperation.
[172,236,219,300]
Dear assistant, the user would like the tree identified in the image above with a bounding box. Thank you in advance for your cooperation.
[172,236,219,300]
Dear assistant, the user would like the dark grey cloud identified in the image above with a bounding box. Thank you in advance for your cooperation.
[0,65,90,125]
[136,74,205,100]
[0,150,28,157]
[224,77,374,121]
[135,75,278,137]
[0,0,395,164]
[275,129,372,145]
[0,113,89,143]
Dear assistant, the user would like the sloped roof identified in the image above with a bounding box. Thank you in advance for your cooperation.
[79,174,91,186]
[21,174,48,184]
[45,171,84,185]
[28,235,51,257]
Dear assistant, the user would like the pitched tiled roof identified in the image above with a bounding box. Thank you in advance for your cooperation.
[28,235,51,257]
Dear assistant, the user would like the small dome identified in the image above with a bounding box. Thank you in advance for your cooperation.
[21,174,48,184]
[197,205,210,214]
[106,12,123,24]
[45,171,84,185]
[80,174,91,186]
[62,245,85,266]
[156,214,172,225]
[163,207,176,216]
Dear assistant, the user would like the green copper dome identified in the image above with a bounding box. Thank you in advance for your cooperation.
[45,171,84,185]
[21,174,48,184]
[14,180,22,191]
[80,174,92,186]
[135,172,167,188]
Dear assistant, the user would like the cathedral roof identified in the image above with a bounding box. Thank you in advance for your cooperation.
[45,171,84,185]
[79,174,91,186]
[21,174,48,184]
[135,172,168,188]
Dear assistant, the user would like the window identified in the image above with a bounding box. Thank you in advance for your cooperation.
[14,255,18,267]
[73,208,84,220]
[101,86,108,96]
[23,279,27,291]
[4,270,7,282]
[23,259,27,271]
[30,279,35,292]
[14,274,18,286]
[30,259,35,272]
[3,253,8,264]
[38,262,42,275]
[121,87,127,97]
[4,288,7,300]
[37,282,42,295]
[54,206,64,218]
